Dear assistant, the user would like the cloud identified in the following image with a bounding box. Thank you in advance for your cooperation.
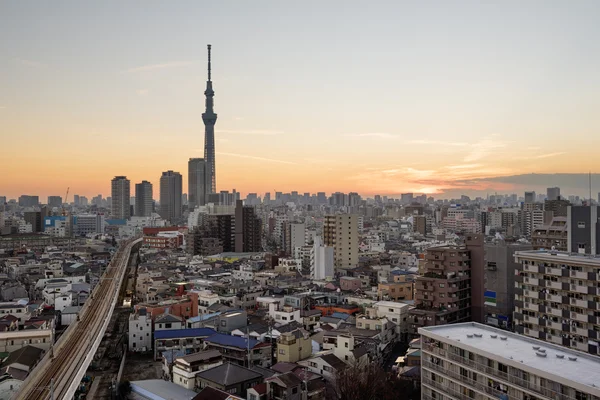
[532,152,566,159]
[216,151,297,165]
[234,117,244,121]
[410,139,469,146]
[136,89,149,96]
[216,129,282,136]
[346,132,396,139]
[463,139,508,162]
[123,61,195,73]
[0,106,6,109]
[14,58,46,68]
[446,164,483,170]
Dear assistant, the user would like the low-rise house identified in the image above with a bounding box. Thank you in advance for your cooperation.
[276,328,312,363]
[0,345,44,380]
[196,362,264,396]
[153,328,216,360]
[130,379,197,400]
[231,323,269,342]
[193,386,245,400]
[0,316,18,332]
[155,313,184,331]
[372,301,411,341]
[246,383,268,400]
[297,353,346,381]
[203,333,272,368]
[0,329,53,352]
[300,309,321,332]
[172,350,223,390]
[265,372,303,400]
[268,304,301,327]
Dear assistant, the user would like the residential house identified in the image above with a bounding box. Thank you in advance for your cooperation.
[300,309,321,332]
[196,362,263,397]
[155,313,184,331]
[193,386,245,400]
[265,372,303,400]
[372,301,411,342]
[203,333,272,368]
[172,350,223,390]
[297,353,346,381]
[153,328,216,360]
[246,383,267,400]
[276,328,312,363]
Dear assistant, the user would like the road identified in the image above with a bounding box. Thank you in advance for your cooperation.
[17,237,141,400]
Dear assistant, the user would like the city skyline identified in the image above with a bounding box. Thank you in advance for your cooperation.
[2,2,600,199]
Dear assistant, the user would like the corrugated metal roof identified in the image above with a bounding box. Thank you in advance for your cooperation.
[154,328,216,340]
[204,333,259,349]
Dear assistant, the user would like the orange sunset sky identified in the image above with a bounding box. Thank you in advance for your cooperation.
[2,2,600,200]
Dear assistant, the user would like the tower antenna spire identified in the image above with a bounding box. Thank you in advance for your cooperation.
[207,44,212,81]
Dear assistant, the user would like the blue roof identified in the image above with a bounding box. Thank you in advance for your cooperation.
[154,328,216,340]
[161,349,186,363]
[205,333,259,349]
[331,312,350,320]
[187,312,221,323]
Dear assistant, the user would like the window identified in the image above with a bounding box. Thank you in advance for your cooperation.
[221,320,226,327]
[292,387,298,394]
[250,395,257,400]
[165,323,172,329]
[279,349,286,354]
[439,284,445,288]
[345,342,348,348]
[578,222,586,228]
[133,334,136,337]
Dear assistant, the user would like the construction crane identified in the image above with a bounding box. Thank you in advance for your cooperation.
[62,187,70,216]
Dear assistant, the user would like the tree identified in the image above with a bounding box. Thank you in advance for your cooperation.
[332,362,420,400]
[117,381,132,400]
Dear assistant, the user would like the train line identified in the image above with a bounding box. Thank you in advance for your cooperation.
[17,237,141,400]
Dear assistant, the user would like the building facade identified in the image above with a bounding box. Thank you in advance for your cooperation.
[323,214,358,270]
[111,176,131,220]
[513,250,600,355]
[135,181,153,217]
[159,170,183,224]
[420,322,600,400]
[567,205,600,255]
[188,158,207,211]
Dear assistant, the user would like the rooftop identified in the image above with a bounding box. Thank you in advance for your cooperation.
[130,379,197,400]
[420,322,600,393]
[197,362,263,386]
[154,328,216,340]
[514,249,600,265]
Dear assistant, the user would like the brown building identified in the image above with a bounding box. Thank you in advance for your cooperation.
[187,214,234,255]
[234,200,262,253]
[409,235,484,334]
[378,275,414,301]
[544,198,571,217]
[413,214,427,235]
[531,216,568,251]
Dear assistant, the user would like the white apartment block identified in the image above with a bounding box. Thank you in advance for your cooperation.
[129,310,152,352]
[513,250,600,355]
[311,236,334,280]
[420,322,600,400]
[323,214,358,270]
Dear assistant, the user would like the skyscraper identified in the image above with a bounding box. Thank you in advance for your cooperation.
[159,171,182,224]
[111,176,131,219]
[188,158,207,210]
[202,44,217,195]
[547,186,561,201]
[135,181,153,217]
[524,191,536,203]
[323,214,358,269]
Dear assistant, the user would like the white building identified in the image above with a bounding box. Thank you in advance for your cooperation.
[287,221,305,255]
[269,303,301,326]
[311,236,334,280]
[420,322,600,400]
[195,290,220,314]
[155,314,184,331]
[129,310,152,352]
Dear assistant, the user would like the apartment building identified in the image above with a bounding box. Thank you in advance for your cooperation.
[420,322,600,400]
[567,205,600,255]
[409,235,485,333]
[323,214,358,270]
[513,250,600,355]
[129,309,152,352]
[483,240,532,329]
[532,217,568,251]
[111,176,131,220]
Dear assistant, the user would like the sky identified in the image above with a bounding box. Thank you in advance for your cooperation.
[2,1,600,200]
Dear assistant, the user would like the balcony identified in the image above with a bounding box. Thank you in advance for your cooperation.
[547,293,562,303]
[546,267,562,276]
[571,284,589,294]
[524,264,539,273]
[524,277,539,286]
[570,312,589,324]
[523,302,539,312]
[523,289,539,299]
[570,298,588,308]
[569,270,588,280]
[546,281,562,290]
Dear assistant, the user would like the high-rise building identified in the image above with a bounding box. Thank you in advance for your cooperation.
[24,207,47,233]
[524,191,536,203]
[202,44,217,195]
[322,214,358,270]
[0,196,6,205]
[544,198,571,217]
[567,205,600,255]
[234,200,262,253]
[284,221,305,256]
[420,322,600,400]
[135,181,153,217]
[188,158,207,210]
[547,187,561,201]
[18,195,39,207]
[513,249,600,355]
[159,171,182,224]
[311,236,334,280]
[111,176,131,220]
[483,240,532,328]
[409,235,485,332]
[47,196,63,208]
